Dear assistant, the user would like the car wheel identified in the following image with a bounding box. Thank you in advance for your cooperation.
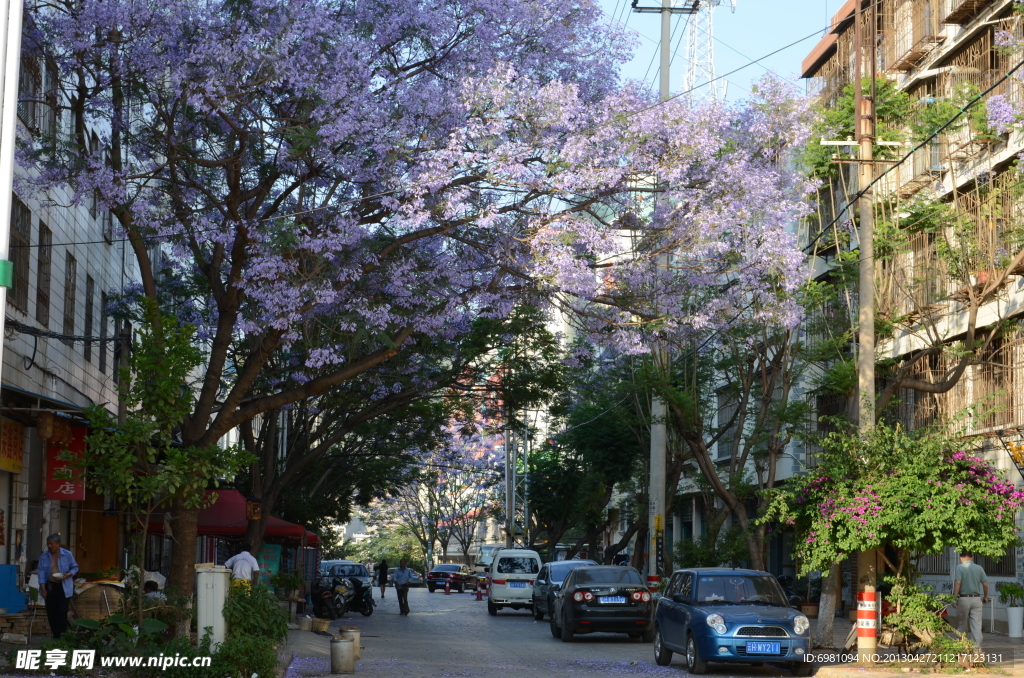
[533,604,544,621]
[487,599,498,616]
[560,612,574,642]
[549,616,561,638]
[686,633,708,674]
[458,585,465,593]
[640,627,655,643]
[428,587,435,593]
[791,662,814,676]
[653,626,672,666]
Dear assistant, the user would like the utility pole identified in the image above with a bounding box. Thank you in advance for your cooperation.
[854,0,878,663]
[631,0,698,592]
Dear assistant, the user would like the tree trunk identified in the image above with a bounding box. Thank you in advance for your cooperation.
[816,561,842,649]
[168,501,200,595]
[631,525,648,571]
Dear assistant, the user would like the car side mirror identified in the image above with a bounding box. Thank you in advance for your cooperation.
[671,593,689,604]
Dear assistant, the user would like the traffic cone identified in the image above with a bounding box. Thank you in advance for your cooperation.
[475,585,483,601]
[445,581,451,595]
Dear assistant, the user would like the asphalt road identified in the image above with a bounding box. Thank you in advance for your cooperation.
[282,586,805,677]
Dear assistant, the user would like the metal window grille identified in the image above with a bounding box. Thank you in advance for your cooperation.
[35,223,50,326]
[916,547,952,575]
[17,57,39,129]
[83,275,94,361]
[9,195,30,313]
[976,548,1016,577]
[62,253,76,344]
[99,291,107,374]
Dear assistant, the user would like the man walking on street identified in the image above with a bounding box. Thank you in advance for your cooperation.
[393,558,413,615]
[37,534,78,638]
[953,551,989,647]
[377,559,388,599]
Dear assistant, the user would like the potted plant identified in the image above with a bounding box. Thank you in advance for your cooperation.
[997,582,1024,638]
[270,571,305,600]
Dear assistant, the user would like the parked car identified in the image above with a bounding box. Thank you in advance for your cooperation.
[486,548,541,616]
[427,564,477,592]
[652,568,811,675]
[532,559,598,621]
[325,561,373,589]
[549,565,654,642]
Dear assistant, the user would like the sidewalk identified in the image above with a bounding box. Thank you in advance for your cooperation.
[816,617,1024,678]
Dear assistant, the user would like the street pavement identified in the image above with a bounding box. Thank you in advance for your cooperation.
[281,586,803,677]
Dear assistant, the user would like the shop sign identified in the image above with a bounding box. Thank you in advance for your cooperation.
[46,425,86,501]
[0,418,23,473]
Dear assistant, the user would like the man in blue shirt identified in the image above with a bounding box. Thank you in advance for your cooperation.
[37,533,79,638]
[393,559,413,615]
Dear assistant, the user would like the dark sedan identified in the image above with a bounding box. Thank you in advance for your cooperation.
[652,568,811,675]
[532,559,598,621]
[549,566,654,642]
[426,564,477,592]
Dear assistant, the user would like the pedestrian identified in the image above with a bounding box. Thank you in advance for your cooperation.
[37,533,78,639]
[224,542,260,589]
[377,559,388,599]
[393,558,413,615]
[143,580,166,602]
[953,551,989,647]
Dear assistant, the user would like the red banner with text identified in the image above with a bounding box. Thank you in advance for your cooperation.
[46,425,86,501]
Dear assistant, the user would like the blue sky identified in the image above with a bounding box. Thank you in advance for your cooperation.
[597,0,838,101]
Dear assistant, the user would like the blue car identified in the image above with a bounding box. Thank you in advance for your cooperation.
[653,568,812,675]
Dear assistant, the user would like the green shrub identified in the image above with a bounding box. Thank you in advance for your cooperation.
[222,585,288,642]
[215,633,279,678]
[998,581,1024,607]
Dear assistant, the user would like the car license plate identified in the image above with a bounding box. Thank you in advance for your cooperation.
[746,642,780,655]
[509,582,527,588]
[601,596,626,604]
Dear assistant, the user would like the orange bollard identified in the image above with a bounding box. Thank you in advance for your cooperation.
[445,580,451,595]
[475,585,483,601]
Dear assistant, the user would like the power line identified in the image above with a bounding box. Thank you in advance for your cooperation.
[803,53,1024,254]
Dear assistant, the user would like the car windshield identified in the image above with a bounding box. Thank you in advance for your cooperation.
[574,568,643,585]
[549,561,597,583]
[329,564,369,577]
[432,565,459,573]
[694,574,789,606]
[495,557,539,574]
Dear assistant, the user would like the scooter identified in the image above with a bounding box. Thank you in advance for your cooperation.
[340,576,375,617]
[312,572,347,619]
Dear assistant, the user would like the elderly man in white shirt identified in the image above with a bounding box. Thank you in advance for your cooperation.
[224,543,260,589]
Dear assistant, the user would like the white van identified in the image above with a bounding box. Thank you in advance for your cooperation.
[486,548,542,616]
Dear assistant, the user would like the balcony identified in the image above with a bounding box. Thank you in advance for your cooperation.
[889,0,945,71]
[941,0,994,25]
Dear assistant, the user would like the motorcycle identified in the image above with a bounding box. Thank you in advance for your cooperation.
[340,576,375,617]
[312,572,347,619]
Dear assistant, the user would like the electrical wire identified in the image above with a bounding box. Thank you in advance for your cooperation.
[16,1,880,252]
[5,315,122,342]
[803,53,1024,255]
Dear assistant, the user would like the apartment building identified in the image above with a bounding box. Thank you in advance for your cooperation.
[0,42,137,586]
[801,0,1024,630]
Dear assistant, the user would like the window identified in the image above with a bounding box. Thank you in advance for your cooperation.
[83,275,94,361]
[102,209,114,244]
[680,573,693,600]
[694,574,788,606]
[975,548,1016,577]
[62,252,76,343]
[495,557,539,575]
[665,573,682,597]
[537,566,548,584]
[916,547,952,576]
[35,223,50,326]
[99,291,107,373]
[717,391,739,459]
[9,196,30,312]
[575,569,643,585]
[17,57,40,129]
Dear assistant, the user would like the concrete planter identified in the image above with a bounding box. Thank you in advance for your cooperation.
[1007,606,1023,638]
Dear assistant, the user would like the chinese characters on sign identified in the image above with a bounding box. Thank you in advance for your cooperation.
[45,424,86,501]
[16,649,95,670]
[0,418,24,473]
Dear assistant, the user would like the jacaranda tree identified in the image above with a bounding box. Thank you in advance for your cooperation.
[20,0,814,596]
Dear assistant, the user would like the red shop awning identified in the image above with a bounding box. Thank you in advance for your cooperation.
[148,489,320,545]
